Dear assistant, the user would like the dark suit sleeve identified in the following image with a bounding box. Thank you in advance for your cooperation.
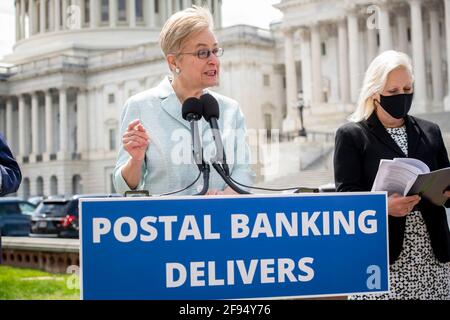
[334,124,365,192]
[0,134,22,196]
[434,126,450,208]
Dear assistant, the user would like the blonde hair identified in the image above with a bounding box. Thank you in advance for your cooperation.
[349,50,414,122]
[159,6,215,57]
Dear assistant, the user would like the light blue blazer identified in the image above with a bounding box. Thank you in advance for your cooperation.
[113,77,256,195]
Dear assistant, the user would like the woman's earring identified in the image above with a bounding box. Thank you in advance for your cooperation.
[175,67,180,75]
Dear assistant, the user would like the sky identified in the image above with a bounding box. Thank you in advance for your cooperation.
[0,0,283,60]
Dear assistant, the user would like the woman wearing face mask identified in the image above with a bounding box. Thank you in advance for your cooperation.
[113,6,255,196]
[334,50,450,299]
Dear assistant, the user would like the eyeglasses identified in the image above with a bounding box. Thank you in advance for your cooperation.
[177,48,224,59]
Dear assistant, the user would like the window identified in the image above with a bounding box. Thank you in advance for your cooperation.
[109,128,117,151]
[154,0,159,14]
[264,114,272,140]
[84,0,90,24]
[19,202,36,216]
[263,74,270,87]
[110,172,116,193]
[118,0,127,22]
[407,28,411,42]
[321,42,326,56]
[50,175,58,196]
[108,93,115,104]
[101,0,109,22]
[136,0,144,22]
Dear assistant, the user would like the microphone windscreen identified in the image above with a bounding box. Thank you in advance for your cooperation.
[201,93,220,121]
[182,97,203,120]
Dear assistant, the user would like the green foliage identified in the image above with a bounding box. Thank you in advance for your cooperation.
[0,266,80,300]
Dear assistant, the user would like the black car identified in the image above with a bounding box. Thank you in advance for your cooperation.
[30,194,121,238]
[0,198,37,236]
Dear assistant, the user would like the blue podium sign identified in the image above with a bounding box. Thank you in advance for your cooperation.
[79,193,389,300]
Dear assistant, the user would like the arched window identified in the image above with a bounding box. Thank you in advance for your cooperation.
[36,177,44,196]
[72,175,83,195]
[22,178,30,199]
[50,175,58,196]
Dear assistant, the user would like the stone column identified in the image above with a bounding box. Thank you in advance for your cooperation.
[29,0,36,36]
[40,0,47,32]
[174,0,181,11]
[6,98,13,145]
[430,7,444,106]
[76,88,88,154]
[129,0,136,27]
[396,12,409,53]
[213,0,221,28]
[299,28,312,109]
[166,0,173,21]
[338,20,350,104]
[367,28,378,66]
[409,0,427,112]
[378,4,392,52]
[282,27,299,132]
[31,92,39,159]
[20,0,25,38]
[310,24,323,104]
[348,13,360,103]
[182,0,191,10]
[15,1,20,41]
[18,95,26,157]
[110,0,117,27]
[89,0,98,28]
[45,90,54,157]
[54,0,61,31]
[147,0,155,27]
[59,88,68,155]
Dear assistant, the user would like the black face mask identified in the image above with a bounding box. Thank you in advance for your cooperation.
[377,93,414,119]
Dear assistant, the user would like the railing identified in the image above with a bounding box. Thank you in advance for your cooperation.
[5,55,88,78]
[1,237,79,274]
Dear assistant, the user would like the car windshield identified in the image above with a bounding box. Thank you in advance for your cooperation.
[35,201,69,217]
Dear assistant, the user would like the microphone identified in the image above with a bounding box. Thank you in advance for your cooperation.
[201,93,230,176]
[182,97,210,195]
[201,93,250,195]
[182,97,205,171]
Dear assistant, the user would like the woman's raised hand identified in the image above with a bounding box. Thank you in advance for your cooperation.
[123,119,150,161]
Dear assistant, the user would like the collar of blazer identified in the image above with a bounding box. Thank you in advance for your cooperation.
[365,112,423,158]
[156,77,212,133]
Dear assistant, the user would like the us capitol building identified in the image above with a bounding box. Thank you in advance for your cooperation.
[1,0,449,198]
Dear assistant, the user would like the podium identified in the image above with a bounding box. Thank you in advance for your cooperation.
[79,193,389,300]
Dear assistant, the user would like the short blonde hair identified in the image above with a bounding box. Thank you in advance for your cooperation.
[159,6,215,57]
[350,50,414,122]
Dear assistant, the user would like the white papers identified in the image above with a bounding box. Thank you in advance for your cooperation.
[371,158,430,196]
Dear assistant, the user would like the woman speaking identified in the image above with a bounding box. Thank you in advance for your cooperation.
[113,6,255,196]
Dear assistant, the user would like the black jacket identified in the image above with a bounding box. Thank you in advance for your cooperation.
[0,134,21,196]
[334,112,450,264]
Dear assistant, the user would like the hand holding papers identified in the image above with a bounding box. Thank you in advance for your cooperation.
[372,158,450,206]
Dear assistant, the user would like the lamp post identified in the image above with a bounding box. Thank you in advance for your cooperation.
[297,91,307,137]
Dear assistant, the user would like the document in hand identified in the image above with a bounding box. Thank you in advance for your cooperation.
[371,158,450,206]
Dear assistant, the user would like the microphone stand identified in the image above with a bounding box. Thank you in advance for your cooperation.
[188,118,210,196]
[211,162,250,195]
